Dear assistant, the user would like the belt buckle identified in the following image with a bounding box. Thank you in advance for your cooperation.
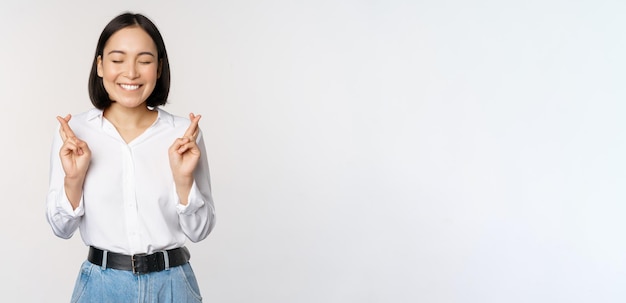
[131,253,147,275]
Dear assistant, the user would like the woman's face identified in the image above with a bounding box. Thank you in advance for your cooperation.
[97,26,160,109]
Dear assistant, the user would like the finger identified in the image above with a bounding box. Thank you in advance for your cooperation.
[183,113,201,139]
[170,136,199,154]
[178,145,199,155]
[190,114,201,140]
[191,125,199,140]
[170,137,190,153]
[76,139,91,156]
[56,114,77,140]
[56,116,68,141]
[61,137,86,156]
[60,139,81,156]
[177,140,198,154]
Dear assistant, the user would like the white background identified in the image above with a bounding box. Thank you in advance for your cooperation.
[0,0,624,302]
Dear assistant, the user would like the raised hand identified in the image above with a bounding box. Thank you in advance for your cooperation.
[169,113,202,182]
[57,114,91,209]
[57,114,91,180]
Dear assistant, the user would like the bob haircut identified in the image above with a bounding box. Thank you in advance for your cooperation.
[88,12,171,109]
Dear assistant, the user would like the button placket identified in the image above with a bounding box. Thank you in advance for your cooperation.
[121,144,142,252]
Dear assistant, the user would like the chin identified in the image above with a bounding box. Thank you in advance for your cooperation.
[110,99,149,109]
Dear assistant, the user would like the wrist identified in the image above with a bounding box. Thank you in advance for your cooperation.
[173,171,193,182]
[173,175,193,187]
[64,175,85,187]
[174,176,194,206]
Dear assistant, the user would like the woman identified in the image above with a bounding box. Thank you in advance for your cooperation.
[46,12,215,302]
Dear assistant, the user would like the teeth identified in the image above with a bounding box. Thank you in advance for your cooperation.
[120,84,140,90]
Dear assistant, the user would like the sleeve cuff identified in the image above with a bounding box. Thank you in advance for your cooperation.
[176,181,205,215]
[59,187,84,217]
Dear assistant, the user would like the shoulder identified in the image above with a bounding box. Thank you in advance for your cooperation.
[72,108,101,120]
[156,108,192,129]
[67,108,102,127]
[51,108,101,139]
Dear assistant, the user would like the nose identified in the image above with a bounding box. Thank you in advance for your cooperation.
[125,62,139,79]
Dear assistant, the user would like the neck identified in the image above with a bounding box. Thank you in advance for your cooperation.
[103,104,156,128]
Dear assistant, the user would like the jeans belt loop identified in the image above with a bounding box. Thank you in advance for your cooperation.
[101,250,108,270]
[162,250,170,270]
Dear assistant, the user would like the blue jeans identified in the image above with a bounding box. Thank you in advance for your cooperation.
[70,260,203,303]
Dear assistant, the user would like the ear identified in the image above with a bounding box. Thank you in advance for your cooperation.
[157,59,163,79]
[96,55,103,77]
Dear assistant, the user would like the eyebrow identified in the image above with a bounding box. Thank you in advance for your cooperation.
[107,50,156,57]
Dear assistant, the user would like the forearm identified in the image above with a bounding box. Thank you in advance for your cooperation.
[174,175,193,206]
[64,176,85,210]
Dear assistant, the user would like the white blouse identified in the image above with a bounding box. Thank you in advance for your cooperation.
[46,108,215,255]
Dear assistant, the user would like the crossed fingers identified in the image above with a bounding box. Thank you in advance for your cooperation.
[175,113,201,154]
[184,113,201,141]
[56,114,75,141]
[56,114,85,156]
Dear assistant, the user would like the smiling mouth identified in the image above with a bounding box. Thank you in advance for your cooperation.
[119,84,141,91]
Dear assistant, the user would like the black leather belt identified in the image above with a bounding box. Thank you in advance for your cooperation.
[88,246,190,274]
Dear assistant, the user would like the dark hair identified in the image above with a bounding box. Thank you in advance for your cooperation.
[88,12,171,109]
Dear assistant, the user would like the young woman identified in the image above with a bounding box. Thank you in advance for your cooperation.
[46,12,215,302]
